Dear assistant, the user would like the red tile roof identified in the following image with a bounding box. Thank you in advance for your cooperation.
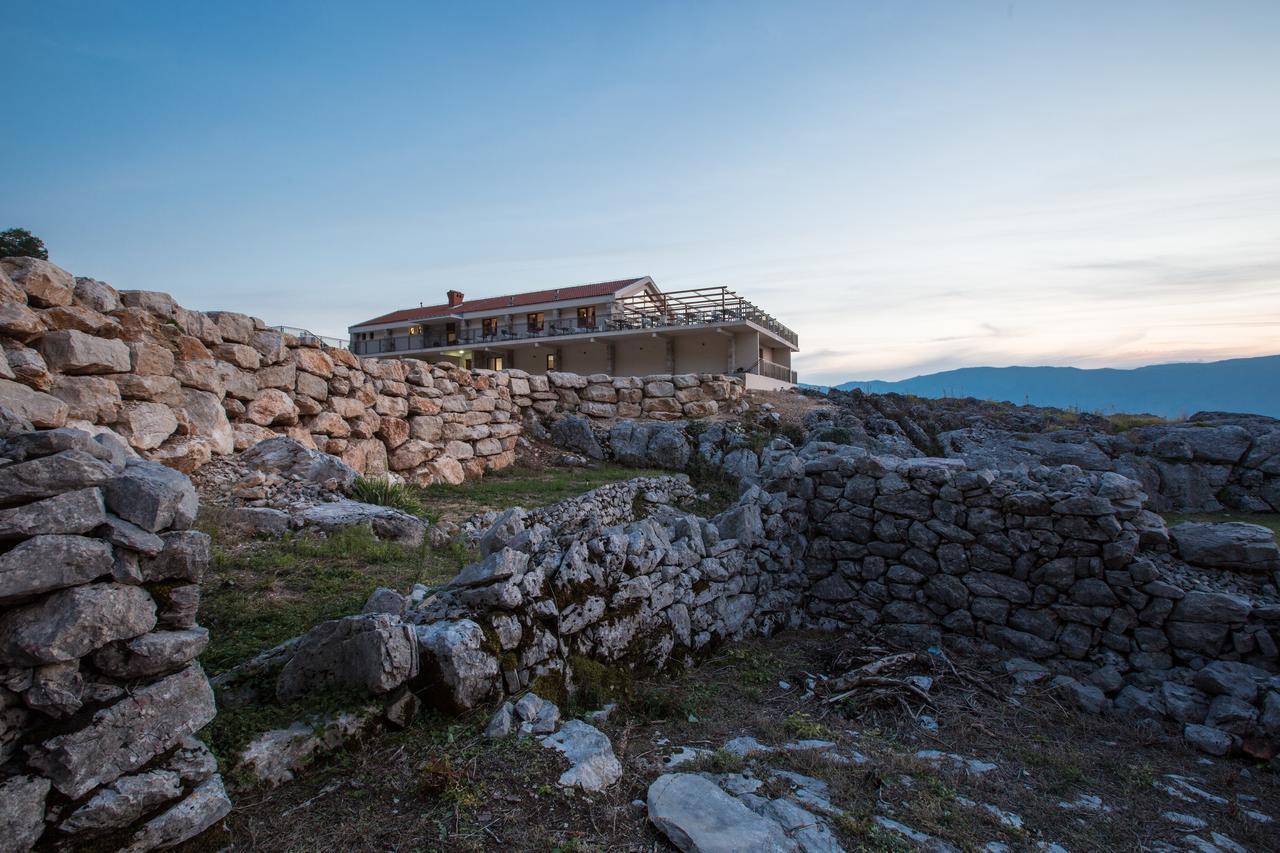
[352,278,648,328]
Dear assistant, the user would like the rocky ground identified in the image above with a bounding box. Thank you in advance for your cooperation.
[179,629,1280,852]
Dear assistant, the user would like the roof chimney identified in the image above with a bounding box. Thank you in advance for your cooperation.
[446,289,465,307]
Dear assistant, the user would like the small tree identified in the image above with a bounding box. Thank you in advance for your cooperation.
[0,228,48,260]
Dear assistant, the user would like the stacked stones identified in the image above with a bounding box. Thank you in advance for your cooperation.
[544,371,745,421]
[797,445,1279,753]
[0,427,225,851]
[0,257,745,487]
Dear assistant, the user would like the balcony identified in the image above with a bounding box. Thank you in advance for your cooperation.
[351,286,798,357]
[752,358,798,384]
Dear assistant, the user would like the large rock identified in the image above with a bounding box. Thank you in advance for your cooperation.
[1170,521,1280,573]
[647,772,795,852]
[0,448,115,507]
[550,415,604,460]
[175,388,235,456]
[1,257,74,307]
[115,401,179,451]
[293,499,425,545]
[104,459,198,532]
[0,378,67,428]
[124,773,232,851]
[37,329,131,375]
[93,628,211,680]
[0,487,105,539]
[646,424,692,469]
[275,614,419,702]
[0,774,50,851]
[240,436,358,489]
[540,719,622,791]
[0,582,156,666]
[25,664,216,798]
[59,769,183,836]
[0,534,113,602]
[236,709,375,787]
[244,388,300,426]
[414,619,499,711]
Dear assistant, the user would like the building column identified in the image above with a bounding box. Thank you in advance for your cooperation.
[727,334,736,374]
[664,337,675,374]
[605,342,615,374]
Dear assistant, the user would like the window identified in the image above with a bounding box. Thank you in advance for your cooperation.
[546,353,556,370]
[492,356,504,370]
[576,306,596,328]
[408,325,420,336]
[445,322,457,345]
[527,312,544,332]
[482,317,498,337]
[463,357,472,369]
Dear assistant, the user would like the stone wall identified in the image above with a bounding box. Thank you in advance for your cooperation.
[370,437,1278,758]
[0,257,746,486]
[0,427,226,850]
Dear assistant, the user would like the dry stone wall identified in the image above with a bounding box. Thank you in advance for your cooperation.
[0,257,746,486]
[351,438,1280,759]
[0,427,226,850]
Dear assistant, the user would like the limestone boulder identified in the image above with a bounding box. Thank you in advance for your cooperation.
[292,499,425,545]
[0,449,115,506]
[73,276,122,313]
[1,257,74,307]
[0,774,50,851]
[49,375,122,422]
[104,459,199,532]
[59,769,182,836]
[174,387,235,455]
[1170,521,1280,574]
[115,401,178,450]
[276,614,419,702]
[0,534,112,602]
[240,436,359,488]
[93,627,211,680]
[414,619,499,711]
[647,773,795,852]
[37,329,131,375]
[0,378,68,427]
[0,489,106,540]
[245,388,300,426]
[26,665,215,798]
[0,302,45,341]
[0,583,156,666]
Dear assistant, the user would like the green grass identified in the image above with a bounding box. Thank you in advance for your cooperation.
[197,524,471,675]
[1163,511,1280,537]
[417,462,667,520]
[350,475,429,518]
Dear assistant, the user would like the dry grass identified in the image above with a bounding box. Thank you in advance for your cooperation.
[183,630,1280,852]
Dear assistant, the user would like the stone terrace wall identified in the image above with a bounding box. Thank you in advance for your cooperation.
[0,257,745,486]
[0,427,226,850]
[366,439,1278,757]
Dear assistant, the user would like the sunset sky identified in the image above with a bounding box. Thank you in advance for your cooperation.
[6,1,1279,385]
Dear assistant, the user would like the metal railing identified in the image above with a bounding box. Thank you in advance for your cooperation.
[274,326,349,350]
[350,287,799,357]
[753,358,798,384]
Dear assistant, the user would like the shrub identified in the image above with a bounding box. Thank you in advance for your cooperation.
[350,476,427,517]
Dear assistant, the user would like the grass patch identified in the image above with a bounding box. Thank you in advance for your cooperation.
[201,687,374,771]
[1163,511,1280,538]
[198,523,471,675]
[782,712,833,740]
[418,463,667,522]
[349,476,430,518]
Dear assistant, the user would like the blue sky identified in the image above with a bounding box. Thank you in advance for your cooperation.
[5,1,1279,384]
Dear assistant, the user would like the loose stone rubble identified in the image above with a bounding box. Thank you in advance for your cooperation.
[0,427,225,851]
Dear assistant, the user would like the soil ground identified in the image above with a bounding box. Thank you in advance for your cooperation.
[181,629,1280,852]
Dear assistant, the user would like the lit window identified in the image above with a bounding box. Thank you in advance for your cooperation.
[577,306,596,327]
[527,312,544,332]
[483,318,498,336]
[546,353,556,370]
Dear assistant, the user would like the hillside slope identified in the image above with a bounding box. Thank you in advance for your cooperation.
[826,355,1280,418]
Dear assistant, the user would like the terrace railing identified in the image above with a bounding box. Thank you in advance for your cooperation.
[350,286,799,356]
[273,326,349,350]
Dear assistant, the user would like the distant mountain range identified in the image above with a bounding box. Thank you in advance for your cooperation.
[812,355,1280,419]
